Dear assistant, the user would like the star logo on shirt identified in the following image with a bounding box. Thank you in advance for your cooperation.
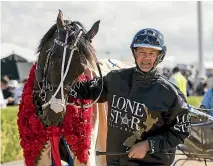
[120,114,131,127]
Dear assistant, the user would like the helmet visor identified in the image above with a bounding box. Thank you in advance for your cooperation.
[132,35,162,50]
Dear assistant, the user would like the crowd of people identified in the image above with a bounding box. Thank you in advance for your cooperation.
[160,66,213,97]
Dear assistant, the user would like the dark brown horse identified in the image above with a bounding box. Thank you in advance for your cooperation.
[34,10,99,127]
[18,10,107,166]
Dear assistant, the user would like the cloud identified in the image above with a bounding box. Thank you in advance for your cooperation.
[1,43,37,62]
[1,1,213,64]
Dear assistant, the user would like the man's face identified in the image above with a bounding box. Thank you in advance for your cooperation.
[134,47,159,72]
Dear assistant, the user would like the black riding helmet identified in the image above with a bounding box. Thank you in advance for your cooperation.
[130,28,167,73]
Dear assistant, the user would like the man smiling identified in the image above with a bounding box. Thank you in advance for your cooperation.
[68,28,191,166]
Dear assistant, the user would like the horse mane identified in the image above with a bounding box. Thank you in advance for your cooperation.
[36,21,96,69]
[36,23,57,54]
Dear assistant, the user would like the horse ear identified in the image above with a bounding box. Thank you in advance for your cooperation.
[85,20,100,42]
[57,9,65,30]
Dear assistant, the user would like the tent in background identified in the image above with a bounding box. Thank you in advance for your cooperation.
[1,54,33,81]
[1,43,37,62]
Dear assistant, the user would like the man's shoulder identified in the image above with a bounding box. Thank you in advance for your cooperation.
[156,74,181,96]
[108,67,135,75]
[106,67,135,83]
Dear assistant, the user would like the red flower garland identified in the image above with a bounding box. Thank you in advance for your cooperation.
[17,63,93,165]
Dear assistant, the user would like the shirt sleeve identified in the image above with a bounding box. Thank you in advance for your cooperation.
[68,74,108,103]
[147,92,191,153]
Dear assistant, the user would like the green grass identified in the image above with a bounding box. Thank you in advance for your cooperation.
[0,96,203,163]
[1,106,23,163]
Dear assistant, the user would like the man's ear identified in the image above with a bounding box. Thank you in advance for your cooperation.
[132,48,137,58]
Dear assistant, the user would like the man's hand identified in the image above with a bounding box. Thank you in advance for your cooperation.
[128,140,150,159]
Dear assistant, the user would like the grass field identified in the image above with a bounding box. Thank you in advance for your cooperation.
[1,106,23,163]
[0,96,203,164]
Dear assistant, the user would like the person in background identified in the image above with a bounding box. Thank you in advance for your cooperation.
[200,88,213,116]
[14,79,27,105]
[169,67,187,97]
[207,69,213,89]
[195,78,208,96]
[8,80,18,94]
[1,78,15,106]
[0,88,8,108]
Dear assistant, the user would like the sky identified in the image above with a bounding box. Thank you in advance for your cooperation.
[1,1,213,64]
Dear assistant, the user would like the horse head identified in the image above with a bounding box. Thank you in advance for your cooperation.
[34,10,100,126]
